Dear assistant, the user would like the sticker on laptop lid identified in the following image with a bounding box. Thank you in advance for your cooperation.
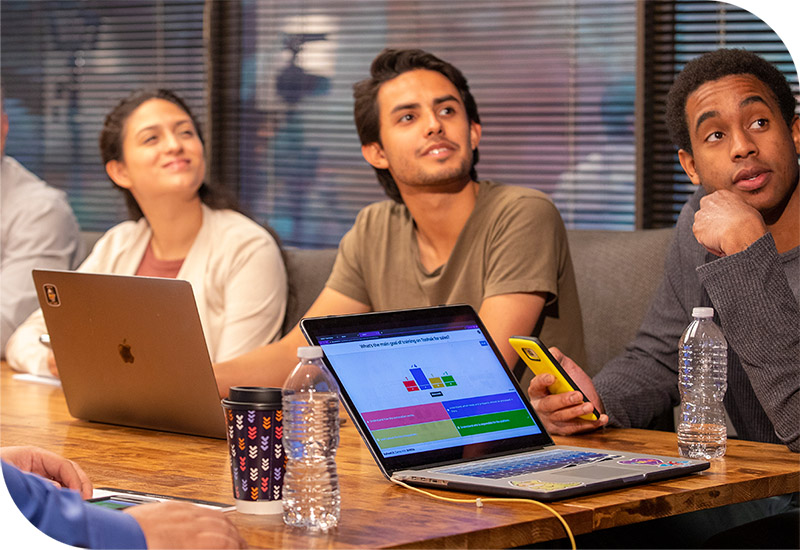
[43,284,61,307]
[617,457,692,467]
[617,457,664,466]
[658,459,690,467]
[510,479,584,492]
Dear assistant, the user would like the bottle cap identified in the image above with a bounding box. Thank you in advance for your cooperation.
[692,307,714,318]
[297,345,324,359]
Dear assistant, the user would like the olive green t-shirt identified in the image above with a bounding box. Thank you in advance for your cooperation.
[325,180,587,375]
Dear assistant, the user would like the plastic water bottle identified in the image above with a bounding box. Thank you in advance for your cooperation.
[677,307,728,459]
[282,346,340,531]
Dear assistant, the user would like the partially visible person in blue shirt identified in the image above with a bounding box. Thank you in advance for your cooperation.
[1,446,246,549]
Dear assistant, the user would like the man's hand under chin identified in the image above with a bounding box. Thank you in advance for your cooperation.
[693,189,767,257]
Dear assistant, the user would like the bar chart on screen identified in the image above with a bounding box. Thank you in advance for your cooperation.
[403,365,457,391]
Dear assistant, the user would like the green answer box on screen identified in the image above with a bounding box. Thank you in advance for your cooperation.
[452,409,535,437]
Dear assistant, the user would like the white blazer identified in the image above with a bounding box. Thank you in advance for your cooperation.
[7,205,287,376]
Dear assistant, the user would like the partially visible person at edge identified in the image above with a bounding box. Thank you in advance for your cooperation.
[0,86,83,356]
[6,88,287,377]
[213,48,586,395]
[529,48,799,450]
[2,445,246,548]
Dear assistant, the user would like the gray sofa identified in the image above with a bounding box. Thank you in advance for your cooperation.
[82,227,678,429]
[567,228,674,376]
[82,228,675,376]
[280,248,338,334]
[280,228,675,377]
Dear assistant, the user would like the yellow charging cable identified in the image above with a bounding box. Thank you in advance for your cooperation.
[389,477,576,550]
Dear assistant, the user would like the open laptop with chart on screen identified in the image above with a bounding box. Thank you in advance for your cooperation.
[300,304,709,501]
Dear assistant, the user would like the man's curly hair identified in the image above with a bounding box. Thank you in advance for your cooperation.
[665,48,796,154]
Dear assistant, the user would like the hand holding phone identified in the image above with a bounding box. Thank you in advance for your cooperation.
[509,336,600,421]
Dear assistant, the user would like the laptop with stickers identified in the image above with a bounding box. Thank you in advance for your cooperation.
[300,304,709,501]
[32,269,226,439]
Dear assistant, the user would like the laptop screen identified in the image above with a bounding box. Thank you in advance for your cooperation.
[301,305,554,473]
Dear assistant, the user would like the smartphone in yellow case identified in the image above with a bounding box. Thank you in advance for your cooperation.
[509,336,600,421]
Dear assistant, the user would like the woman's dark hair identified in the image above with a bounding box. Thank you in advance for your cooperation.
[99,88,236,220]
[353,49,481,203]
[665,48,797,154]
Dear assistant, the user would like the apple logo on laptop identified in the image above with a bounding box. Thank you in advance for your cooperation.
[118,339,135,364]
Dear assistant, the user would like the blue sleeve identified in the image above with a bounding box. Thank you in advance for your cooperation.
[2,461,147,549]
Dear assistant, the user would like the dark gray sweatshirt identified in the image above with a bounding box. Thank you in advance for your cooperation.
[594,188,799,452]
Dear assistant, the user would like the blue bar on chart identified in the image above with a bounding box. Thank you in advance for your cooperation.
[409,366,432,390]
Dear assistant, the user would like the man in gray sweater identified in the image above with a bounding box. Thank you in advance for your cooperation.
[529,48,799,453]
[527,46,799,550]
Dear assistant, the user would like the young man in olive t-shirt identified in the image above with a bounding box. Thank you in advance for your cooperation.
[214,48,585,394]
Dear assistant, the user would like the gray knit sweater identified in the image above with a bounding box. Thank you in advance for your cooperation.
[593,188,799,452]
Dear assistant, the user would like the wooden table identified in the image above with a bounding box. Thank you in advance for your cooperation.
[2,362,797,548]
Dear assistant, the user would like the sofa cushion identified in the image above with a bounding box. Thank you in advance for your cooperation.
[566,228,674,377]
[281,248,338,335]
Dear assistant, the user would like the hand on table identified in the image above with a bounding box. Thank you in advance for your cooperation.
[0,446,92,498]
[527,347,608,435]
[125,501,247,549]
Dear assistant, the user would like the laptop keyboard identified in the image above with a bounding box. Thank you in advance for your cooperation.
[438,449,611,479]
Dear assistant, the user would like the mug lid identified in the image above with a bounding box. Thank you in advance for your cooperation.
[223,386,282,408]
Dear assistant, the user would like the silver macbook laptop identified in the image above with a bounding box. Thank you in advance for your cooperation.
[300,304,709,501]
[32,269,226,439]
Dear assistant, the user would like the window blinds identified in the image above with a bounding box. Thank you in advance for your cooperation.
[216,0,638,247]
[4,1,792,243]
[1,0,206,231]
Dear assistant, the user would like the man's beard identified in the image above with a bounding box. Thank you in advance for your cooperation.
[411,153,473,189]
[761,167,799,226]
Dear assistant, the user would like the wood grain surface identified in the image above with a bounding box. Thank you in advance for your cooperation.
[2,362,797,548]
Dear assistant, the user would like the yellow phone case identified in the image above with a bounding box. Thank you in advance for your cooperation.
[509,336,599,421]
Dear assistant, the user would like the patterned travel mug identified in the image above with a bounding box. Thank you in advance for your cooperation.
[221,386,285,514]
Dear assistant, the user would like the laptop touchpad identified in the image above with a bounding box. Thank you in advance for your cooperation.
[552,466,638,480]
